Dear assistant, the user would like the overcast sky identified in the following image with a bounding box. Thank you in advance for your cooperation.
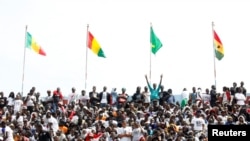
[0,0,249,96]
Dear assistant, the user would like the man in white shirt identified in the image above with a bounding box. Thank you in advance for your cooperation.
[110,88,118,107]
[99,86,111,107]
[191,110,205,132]
[68,87,78,105]
[234,87,246,106]
[132,122,144,141]
[117,121,132,141]
[45,90,53,111]
[13,94,23,114]
[202,88,211,105]
[43,111,59,134]
[71,113,79,125]
[0,121,14,141]
[181,88,189,109]
[78,90,89,106]
[25,93,36,113]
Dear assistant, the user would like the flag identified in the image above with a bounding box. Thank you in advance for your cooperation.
[26,32,46,56]
[150,26,162,54]
[87,31,106,58]
[85,132,103,141]
[213,30,224,60]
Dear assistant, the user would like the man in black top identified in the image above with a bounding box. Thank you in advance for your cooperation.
[132,86,144,103]
[240,81,247,96]
[210,85,217,107]
[159,85,168,106]
[0,92,6,110]
[230,82,237,105]
[36,124,52,141]
[89,86,99,106]
[230,82,237,95]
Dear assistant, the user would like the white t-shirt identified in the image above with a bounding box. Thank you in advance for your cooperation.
[67,134,75,141]
[68,93,78,103]
[117,127,132,141]
[78,95,89,105]
[191,117,205,131]
[26,95,36,106]
[132,127,143,141]
[0,126,14,141]
[12,115,24,126]
[143,92,150,103]
[45,117,59,132]
[14,100,23,112]
[45,96,53,103]
[7,97,14,106]
[92,92,98,98]
[235,93,246,106]
[71,115,79,125]
[101,92,107,104]
[181,90,189,100]
[220,92,229,104]
[115,127,123,135]
[202,94,211,104]
[221,115,228,122]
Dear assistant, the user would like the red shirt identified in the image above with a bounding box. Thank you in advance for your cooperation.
[53,90,63,99]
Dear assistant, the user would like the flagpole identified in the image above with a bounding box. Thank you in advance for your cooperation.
[212,21,217,88]
[85,24,89,91]
[21,25,28,96]
[149,22,152,84]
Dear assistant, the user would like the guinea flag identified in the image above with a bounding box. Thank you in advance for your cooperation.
[87,31,106,58]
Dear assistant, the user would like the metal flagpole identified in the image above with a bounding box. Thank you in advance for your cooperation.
[21,25,28,96]
[212,21,217,88]
[149,22,152,84]
[85,24,89,91]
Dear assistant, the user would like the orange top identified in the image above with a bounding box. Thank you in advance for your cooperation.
[59,126,68,134]
[96,115,107,121]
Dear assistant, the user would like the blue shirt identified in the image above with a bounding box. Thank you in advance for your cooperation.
[167,95,175,104]
[148,84,161,101]
[111,92,118,104]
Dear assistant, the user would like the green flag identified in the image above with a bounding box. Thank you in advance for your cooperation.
[150,26,162,54]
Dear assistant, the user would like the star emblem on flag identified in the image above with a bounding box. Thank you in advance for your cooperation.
[151,44,155,48]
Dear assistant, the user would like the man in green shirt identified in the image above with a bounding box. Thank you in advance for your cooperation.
[145,74,163,103]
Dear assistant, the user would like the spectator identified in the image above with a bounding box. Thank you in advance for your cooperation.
[0,81,248,140]
[145,74,163,103]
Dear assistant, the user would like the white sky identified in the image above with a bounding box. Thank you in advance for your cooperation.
[0,0,250,97]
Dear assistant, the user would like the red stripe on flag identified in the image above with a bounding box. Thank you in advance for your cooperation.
[88,31,94,49]
[213,30,222,45]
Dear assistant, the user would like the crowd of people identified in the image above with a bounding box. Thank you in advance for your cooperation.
[0,75,249,141]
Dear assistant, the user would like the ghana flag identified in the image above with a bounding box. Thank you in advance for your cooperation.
[213,30,224,60]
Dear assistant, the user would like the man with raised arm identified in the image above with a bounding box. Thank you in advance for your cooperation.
[145,74,163,103]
